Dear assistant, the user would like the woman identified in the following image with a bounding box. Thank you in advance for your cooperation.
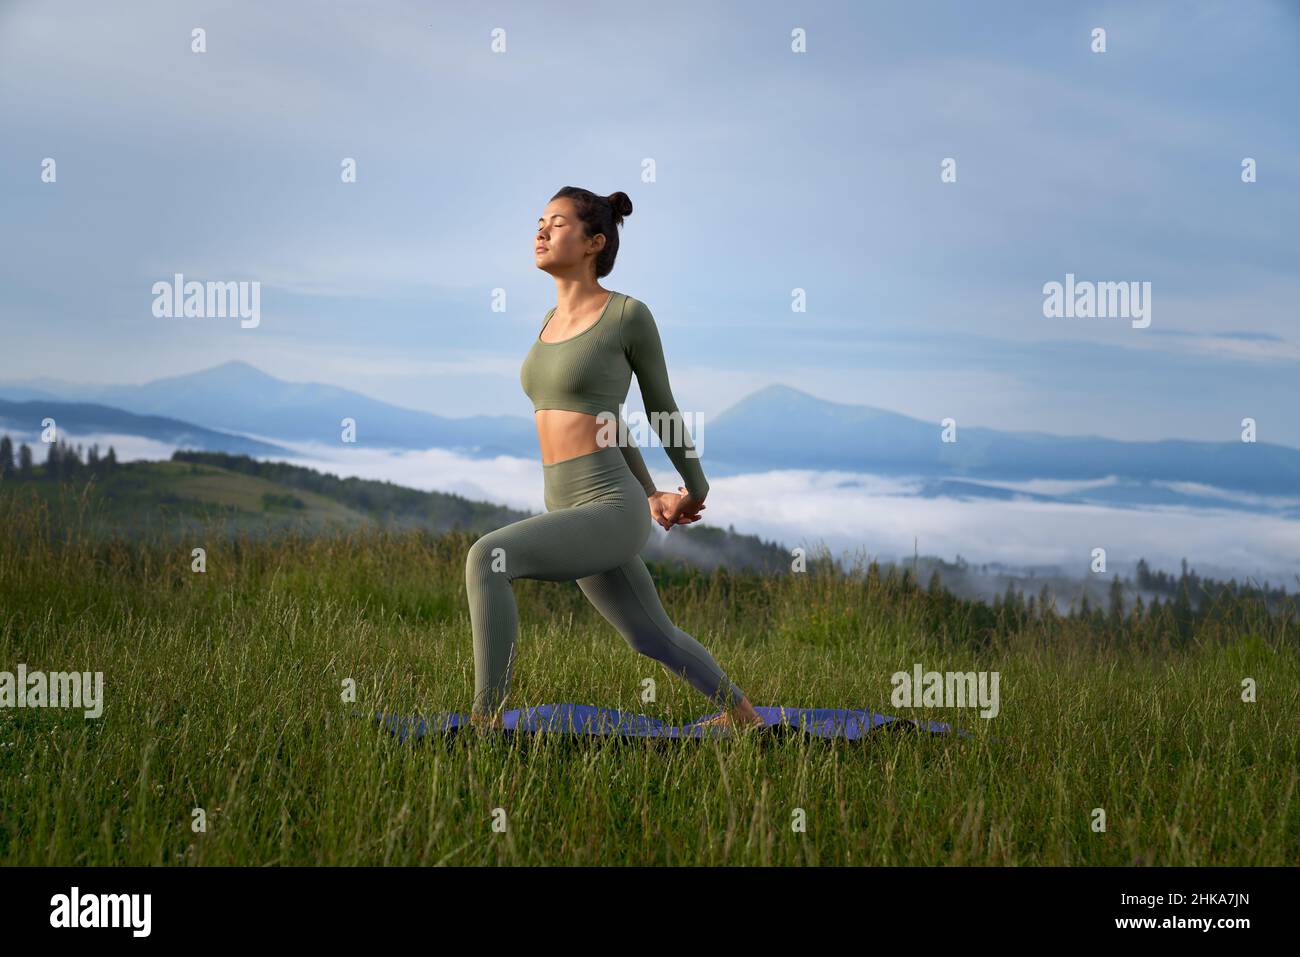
[465,186,763,732]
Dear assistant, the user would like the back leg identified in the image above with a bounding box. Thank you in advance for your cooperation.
[576,556,745,708]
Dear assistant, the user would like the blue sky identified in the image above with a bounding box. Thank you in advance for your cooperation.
[2,0,1298,448]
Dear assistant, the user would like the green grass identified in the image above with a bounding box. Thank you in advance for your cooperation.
[2,460,370,538]
[0,484,1296,865]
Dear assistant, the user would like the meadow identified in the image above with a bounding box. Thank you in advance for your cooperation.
[1,483,1296,866]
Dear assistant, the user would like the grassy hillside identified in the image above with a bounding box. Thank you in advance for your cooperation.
[0,488,1295,866]
[0,452,797,571]
[0,455,586,547]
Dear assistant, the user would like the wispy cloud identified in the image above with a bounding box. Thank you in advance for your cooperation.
[2,0,1297,447]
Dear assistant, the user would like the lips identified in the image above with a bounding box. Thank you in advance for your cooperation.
[535,246,548,252]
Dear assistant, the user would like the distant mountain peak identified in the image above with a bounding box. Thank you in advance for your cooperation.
[714,382,920,432]
[200,359,276,380]
[209,359,263,374]
[749,382,814,401]
[147,359,281,390]
[731,382,865,413]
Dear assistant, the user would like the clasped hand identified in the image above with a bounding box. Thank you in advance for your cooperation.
[648,487,706,531]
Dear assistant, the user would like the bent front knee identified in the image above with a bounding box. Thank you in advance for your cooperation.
[466,536,508,581]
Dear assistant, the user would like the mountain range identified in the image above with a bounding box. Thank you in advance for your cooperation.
[2,360,1297,517]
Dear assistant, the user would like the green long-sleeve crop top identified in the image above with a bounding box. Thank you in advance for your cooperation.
[519,291,709,501]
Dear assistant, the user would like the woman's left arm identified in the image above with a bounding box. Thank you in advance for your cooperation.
[620,298,709,502]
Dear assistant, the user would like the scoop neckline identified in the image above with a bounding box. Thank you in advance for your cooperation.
[537,291,618,345]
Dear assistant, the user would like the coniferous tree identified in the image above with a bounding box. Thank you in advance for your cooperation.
[1172,579,1194,643]
[1108,575,1125,624]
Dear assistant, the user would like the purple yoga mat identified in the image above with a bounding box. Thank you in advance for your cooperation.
[372,703,972,743]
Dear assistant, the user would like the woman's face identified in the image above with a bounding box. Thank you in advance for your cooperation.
[534,197,603,277]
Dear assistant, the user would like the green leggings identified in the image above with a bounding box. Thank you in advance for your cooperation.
[465,444,745,717]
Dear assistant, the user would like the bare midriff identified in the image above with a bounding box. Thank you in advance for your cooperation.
[534,410,605,465]
[533,292,614,466]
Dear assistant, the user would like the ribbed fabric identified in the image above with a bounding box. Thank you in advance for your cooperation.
[519,291,709,500]
[465,445,744,718]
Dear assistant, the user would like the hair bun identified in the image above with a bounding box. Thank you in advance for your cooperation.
[607,191,633,220]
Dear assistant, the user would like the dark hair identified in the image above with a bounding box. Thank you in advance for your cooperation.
[550,187,633,279]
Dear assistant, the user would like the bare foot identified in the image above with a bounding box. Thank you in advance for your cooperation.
[698,698,765,729]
